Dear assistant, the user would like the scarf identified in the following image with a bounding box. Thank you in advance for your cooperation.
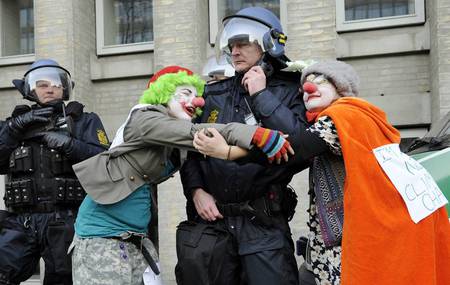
[312,153,345,247]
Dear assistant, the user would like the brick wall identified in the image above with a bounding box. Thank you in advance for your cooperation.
[93,78,149,137]
[286,0,336,61]
[0,1,447,284]
[153,0,209,73]
[429,0,450,121]
[348,54,431,126]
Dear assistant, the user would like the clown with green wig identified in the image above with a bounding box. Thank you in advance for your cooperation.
[69,66,293,285]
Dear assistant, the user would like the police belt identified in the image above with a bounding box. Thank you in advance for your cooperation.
[109,235,160,275]
[216,193,282,227]
[9,202,78,214]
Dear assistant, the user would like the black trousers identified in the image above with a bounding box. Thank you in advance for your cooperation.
[0,209,76,285]
[176,214,299,285]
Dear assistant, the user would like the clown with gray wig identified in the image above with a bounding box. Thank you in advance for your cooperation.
[69,66,293,285]
[291,60,450,285]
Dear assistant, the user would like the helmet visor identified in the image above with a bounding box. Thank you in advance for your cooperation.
[25,67,72,101]
[215,17,272,62]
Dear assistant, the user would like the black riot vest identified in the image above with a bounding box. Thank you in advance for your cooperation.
[4,106,85,213]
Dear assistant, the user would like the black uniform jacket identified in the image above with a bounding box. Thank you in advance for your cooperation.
[181,71,328,204]
[0,102,109,173]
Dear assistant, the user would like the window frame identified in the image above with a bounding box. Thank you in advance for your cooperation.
[0,0,35,66]
[208,0,287,44]
[95,0,154,56]
[336,0,425,32]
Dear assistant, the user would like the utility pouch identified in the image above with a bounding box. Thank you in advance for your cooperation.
[175,221,230,285]
[49,149,72,175]
[9,146,34,173]
[54,178,85,204]
[64,179,85,203]
[281,185,298,222]
[73,180,85,202]
[4,179,34,207]
[46,219,75,274]
[265,184,283,214]
[65,179,76,202]
[55,178,66,202]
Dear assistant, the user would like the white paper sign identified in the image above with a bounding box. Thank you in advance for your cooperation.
[143,264,164,285]
[373,143,448,223]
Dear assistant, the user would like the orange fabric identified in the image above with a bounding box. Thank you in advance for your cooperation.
[320,97,450,285]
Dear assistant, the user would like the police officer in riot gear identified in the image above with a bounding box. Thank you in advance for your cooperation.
[177,7,327,285]
[0,59,109,285]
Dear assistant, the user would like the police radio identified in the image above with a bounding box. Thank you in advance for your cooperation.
[18,104,74,140]
[51,104,74,136]
[258,55,274,77]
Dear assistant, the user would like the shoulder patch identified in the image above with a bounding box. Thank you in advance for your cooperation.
[207,109,219,123]
[97,129,110,146]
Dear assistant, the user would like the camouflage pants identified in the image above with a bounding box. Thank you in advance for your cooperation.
[71,235,159,285]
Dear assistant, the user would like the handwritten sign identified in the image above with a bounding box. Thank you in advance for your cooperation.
[373,143,448,223]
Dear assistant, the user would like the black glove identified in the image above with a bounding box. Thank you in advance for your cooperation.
[7,107,53,137]
[39,131,73,153]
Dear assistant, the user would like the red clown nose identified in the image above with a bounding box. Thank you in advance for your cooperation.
[192,97,205,108]
[303,82,317,94]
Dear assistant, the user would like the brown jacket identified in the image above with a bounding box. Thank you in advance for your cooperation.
[73,105,257,204]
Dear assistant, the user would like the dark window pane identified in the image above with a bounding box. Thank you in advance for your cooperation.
[1,0,34,56]
[345,0,414,21]
[104,0,153,46]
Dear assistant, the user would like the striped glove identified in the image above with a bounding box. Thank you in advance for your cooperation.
[252,127,291,162]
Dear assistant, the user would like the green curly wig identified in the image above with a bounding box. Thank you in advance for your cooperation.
[139,71,205,105]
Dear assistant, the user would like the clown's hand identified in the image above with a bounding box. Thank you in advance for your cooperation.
[252,127,295,164]
[194,128,249,160]
[282,59,316,72]
[194,128,228,159]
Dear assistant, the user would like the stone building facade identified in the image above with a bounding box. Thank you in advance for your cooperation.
[0,0,448,284]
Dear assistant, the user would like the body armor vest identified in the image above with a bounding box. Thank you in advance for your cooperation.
[4,112,84,212]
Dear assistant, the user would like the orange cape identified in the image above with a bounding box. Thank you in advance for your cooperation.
[320,98,450,284]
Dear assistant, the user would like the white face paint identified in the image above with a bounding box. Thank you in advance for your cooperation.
[167,85,199,120]
[302,74,340,112]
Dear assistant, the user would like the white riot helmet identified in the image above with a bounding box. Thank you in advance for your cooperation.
[202,55,235,80]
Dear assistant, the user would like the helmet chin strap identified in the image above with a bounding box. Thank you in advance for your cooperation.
[38,99,65,112]
[256,54,274,77]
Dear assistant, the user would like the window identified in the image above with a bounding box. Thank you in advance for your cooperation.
[208,0,286,44]
[0,0,34,65]
[96,0,153,55]
[336,0,425,32]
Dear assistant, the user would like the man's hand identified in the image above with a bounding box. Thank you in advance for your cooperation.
[192,188,223,221]
[39,132,73,153]
[7,107,53,136]
[241,66,266,96]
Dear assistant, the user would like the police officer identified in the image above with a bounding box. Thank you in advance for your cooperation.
[0,59,109,285]
[177,7,326,285]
